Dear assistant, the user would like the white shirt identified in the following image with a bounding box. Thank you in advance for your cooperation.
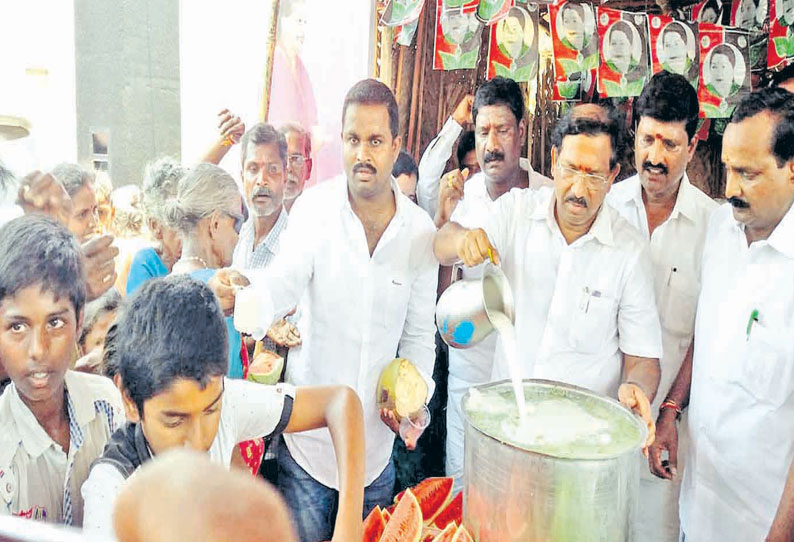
[81,378,294,538]
[416,116,552,219]
[680,202,794,541]
[247,175,438,488]
[482,186,662,397]
[607,174,717,414]
[0,371,124,527]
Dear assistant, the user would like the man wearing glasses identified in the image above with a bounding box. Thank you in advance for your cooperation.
[434,104,662,454]
[607,72,716,542]
[280,123,313,214]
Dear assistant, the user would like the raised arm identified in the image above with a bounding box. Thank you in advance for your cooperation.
[198,109,245,165]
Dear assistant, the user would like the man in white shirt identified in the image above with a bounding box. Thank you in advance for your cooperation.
[434,77,543,492]
[239,79,438,542]
[670,88,794,541]
[606,72,717,542]
[434,106,662,447]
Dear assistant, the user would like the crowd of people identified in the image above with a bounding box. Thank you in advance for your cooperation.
[0,62,793,542]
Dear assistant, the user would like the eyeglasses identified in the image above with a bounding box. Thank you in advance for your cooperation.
[556,163,610,189]
[288,154,309,168]
[224,203,249,235]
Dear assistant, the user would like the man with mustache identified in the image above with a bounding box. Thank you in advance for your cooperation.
[236,79,438,542]
[280,123,312,214]
[433,77,549,492]
[606,72,717,542]
[667,88,794,541]
[434,104,662,454]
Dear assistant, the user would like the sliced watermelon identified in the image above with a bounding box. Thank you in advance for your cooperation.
[451,526,474,542]
[381,489,423,542]
[394,477,454,523]
[362,506,386,542]
[431,523,458,542]
[431,491,462,529]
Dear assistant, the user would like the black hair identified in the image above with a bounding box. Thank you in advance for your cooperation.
[456,131,476,167]
[552,111,622,170]
[561,2,586,20]
[636,71,700,139]
[661,21,689,46]
[240,123,288,168]
[115,275,229,415]
[0,214,86,317]
[709,44,736,67]
[473,77,525,125]
[102,323,119,379]
[608,21,633,46]
[771,62,794,88]
[51,162,95,197]
[79,288,122,348]
[342,79,400,138]
[731,87,794,167]
[392,150,418,178]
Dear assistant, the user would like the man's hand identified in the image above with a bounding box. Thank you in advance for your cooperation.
[16,170,73,225]
[82,235,119,301]
[266,319,301,347]
[456,228,499,267]
[380,408,417,451]
[434,168,469,228]
[618,382,655,455]
[208,268,250,316]
[452,95,474,127]
[217,109,245,146]
[648,408,679,480]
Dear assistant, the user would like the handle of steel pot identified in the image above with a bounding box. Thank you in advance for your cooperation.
[450,262,463,284]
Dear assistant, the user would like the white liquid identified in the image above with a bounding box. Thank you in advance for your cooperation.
[489,311,527,424]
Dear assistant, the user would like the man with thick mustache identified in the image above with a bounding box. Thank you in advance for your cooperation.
[607,72,717,542]
[434,105,663,454]
[666,88,794,541]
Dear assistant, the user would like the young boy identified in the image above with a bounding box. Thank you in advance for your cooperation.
[81,275,365,542]
[0,215,125,526]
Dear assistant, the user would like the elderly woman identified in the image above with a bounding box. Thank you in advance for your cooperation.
[52,162,99,242]
[169,163,248,378]
[126,157,185,294]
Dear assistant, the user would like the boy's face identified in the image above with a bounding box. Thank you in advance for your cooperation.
[82,310,117,354]
[0,285,80,405]
[123,376,224,455]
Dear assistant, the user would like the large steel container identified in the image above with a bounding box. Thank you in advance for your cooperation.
[462,379,646,542]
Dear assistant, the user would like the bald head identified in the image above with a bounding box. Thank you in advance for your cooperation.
[571,103,612,123]
[114,450,297,542]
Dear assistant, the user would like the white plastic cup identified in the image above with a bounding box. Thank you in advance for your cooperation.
[399,404,431,448]
[233,286,273,340]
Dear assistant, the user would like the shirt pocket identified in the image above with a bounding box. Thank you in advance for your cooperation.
[660,269,698,339]
[568,289,617,354]
[739,324,794,407]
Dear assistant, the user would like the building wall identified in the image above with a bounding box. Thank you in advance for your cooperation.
[74,0,181,186]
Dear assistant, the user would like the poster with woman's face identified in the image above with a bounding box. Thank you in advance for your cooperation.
[731,0,768,31]
[597,8,649,97]
[698,24,751,118]
[768,0,794,67]
[649,15,699,88]
[434,0,484,70]
[443,0,479,13]
[487,4,538,81]
[475,0,514,24]
[549,0,598,101]
[381,0,426,26]
[693,0,725,24]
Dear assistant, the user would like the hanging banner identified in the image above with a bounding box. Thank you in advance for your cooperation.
[693,0,725,24]
[381,0,427,26]
[395,19,421,46]
[476,0,514,24]
[487,4,539,81]
[768,0,794,68]
[549,0,599,101]
[597,8,650,97]
[649,15,699,88]
[443,0,480,13]
[698,24,752,117]
[434,0,484,70]
[731,0,769,71]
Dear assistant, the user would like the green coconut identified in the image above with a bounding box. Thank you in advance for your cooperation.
[377,358,428,420]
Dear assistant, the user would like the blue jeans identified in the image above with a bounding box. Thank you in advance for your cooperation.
[277,438,395,542]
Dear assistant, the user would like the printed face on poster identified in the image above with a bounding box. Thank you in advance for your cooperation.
[693,0,724,24]
[476,0,514,24]
[381,0,426,26]
[598,8,649,97]
[550,1,598,101]
[769,0,794,66]
[488,4,539,81]
[649,16,699,87]
[731,0,768,31]
[434,0,484,70]
[698,25,751,118]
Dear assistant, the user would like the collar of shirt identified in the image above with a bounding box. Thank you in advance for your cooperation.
[733,199,794,260]
[530,187,615,247]
[336,174,408,232]
[613,173,699,224]
[240,207,288,254]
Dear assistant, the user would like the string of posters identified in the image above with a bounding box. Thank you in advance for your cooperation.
[379,0,794,118]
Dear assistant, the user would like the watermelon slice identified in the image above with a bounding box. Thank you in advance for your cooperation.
[363,506,386,542]
[431,491,462,529]
[451,526,474,542]
[381,489,423,542]
[393,477,453,523]
[431,523,458,542]
[247,351,283,385]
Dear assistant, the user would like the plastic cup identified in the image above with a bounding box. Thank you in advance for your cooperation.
[233,286,272,340]
[399,404,431,448]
